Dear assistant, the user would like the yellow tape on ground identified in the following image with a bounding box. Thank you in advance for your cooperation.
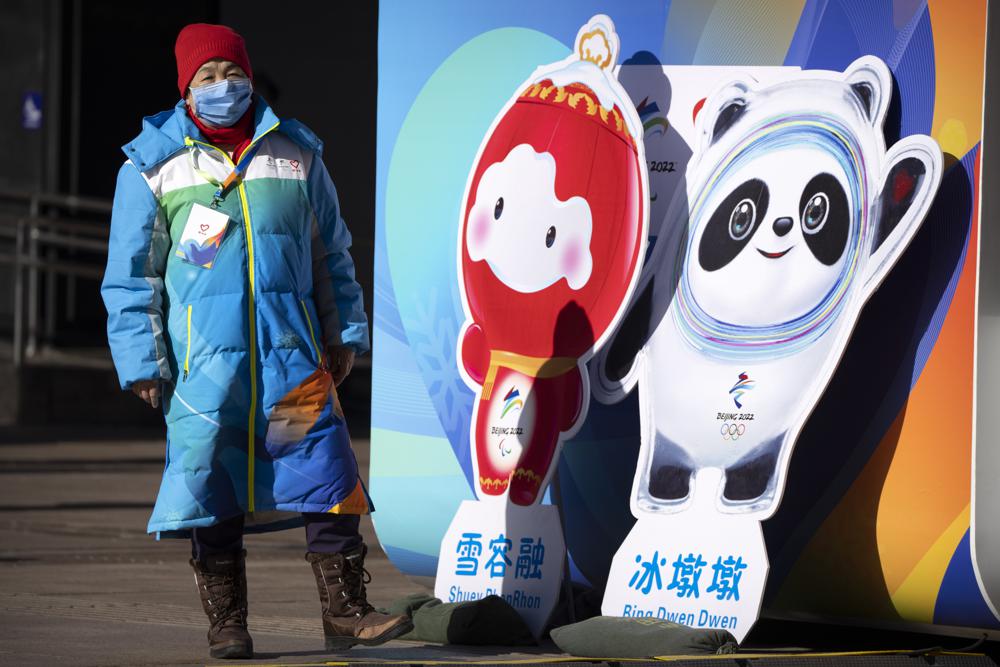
[216,648,985,667]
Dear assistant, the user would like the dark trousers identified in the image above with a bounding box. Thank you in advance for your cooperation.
[191,513,363,562]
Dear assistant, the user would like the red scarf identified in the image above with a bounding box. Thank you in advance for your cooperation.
[187,102,255,163]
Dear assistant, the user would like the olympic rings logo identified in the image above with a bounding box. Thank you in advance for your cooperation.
[720,422,747,440]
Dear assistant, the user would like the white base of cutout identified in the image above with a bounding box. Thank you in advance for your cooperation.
[602,509,769,642]
[435,500,566,637]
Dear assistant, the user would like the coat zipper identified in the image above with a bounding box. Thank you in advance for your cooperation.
[238,177,260,511]
[183,304,192,380]
[300,299,325,368]
[187,124,279,514]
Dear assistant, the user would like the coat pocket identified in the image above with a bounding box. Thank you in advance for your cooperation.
[300,298,325,369]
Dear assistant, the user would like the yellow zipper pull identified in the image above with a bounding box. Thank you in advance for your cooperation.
[183,304,192,380]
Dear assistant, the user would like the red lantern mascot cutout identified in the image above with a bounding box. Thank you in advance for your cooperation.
[457,16,649,505]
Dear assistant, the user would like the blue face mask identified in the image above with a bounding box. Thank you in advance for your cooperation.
[190,78,253,128]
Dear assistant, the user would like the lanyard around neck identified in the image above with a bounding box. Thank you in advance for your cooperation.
[185,138,264,208]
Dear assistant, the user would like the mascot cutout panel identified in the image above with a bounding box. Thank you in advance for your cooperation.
[436,15,649,637]
[596,56,942,640]
[457,16,649,507]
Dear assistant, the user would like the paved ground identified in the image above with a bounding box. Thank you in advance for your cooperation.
[3,427,996,667]
[0,427,561,666]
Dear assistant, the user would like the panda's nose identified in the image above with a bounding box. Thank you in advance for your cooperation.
[773,216,794,237]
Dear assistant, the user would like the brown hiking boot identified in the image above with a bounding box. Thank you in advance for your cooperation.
[306,545,413,650]
[190,550,253,659]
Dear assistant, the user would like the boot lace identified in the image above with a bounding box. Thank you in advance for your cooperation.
[202,570,245,628]
[342,560,375,617]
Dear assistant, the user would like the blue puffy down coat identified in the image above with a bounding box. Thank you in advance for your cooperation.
[101,98,371,535]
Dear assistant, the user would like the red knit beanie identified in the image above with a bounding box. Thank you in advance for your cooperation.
[175,23,253,97]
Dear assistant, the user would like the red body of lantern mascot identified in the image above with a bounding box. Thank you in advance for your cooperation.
[458,60,646,505]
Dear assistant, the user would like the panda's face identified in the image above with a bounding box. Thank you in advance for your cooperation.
[688,147,854,326]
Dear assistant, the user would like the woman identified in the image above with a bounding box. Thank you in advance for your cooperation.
[101,23,411,659]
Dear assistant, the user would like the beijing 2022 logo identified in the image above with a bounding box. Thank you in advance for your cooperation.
[720,372,754,441]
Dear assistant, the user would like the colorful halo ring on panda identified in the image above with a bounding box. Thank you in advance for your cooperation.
[673,113,871,360]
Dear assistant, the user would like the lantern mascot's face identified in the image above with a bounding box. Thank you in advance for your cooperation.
[457,15,649,506]
[592,56,942,519]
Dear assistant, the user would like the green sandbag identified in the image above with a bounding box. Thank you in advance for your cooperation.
[386,593,536,646]
[550,616,738,657]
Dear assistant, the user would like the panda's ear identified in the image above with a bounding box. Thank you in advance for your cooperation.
[843,56,893,127]
[694,79,754,154]
[863,134,943,296]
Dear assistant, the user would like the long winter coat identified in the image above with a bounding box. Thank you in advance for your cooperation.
[101,98,371,535]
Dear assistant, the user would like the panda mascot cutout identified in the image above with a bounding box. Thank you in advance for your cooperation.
[596,56,941,639]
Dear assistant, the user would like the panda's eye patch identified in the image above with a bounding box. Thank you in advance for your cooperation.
[798,173,849,266]
[546,226,556,248]
[494,197,504,220]
[698,179,769,272]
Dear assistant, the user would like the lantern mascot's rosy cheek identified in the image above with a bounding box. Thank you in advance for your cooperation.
[457,15,649,506]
